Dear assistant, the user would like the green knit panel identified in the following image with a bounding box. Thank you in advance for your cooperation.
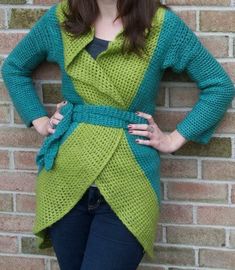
[32,124,123,237]
[94,132,160,259]
[33,123,160,259]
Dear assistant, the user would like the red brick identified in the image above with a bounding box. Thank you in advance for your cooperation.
[0,9,5,29]
[169,87,199,107]
[138,266,165,270]
[16,194,35,213]
[159,204,193,224]
[229,229,235,248]
[0,235,18,253]
[0,171,36,192]
[200,11,235,32]
[167,182,228,203]
[199,249,235,269]
[155,86,165,106]
[161,158,197,178]
[0,193,13,212]
[0,150,9,169]
[166,226,225,246]
[174,137,232,158]
[0,127,43,148]
[51,260,60,270]
[33,0,58,4]
[0,213,34,232]
[156,224,163,243]
[0,104,10,123]
[166,0,230,5]
[202,160,235,181]
[0,82,10,102]
[231,185,235,204]
[155,110,187,132]
[197,206,235,226]
[14,151,37,170]
[149,246,195,266]
[0,255,44,270]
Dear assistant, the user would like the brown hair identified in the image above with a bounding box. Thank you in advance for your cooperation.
[60,0,170,57]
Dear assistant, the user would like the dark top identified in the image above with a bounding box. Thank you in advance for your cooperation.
[85,36,110,59]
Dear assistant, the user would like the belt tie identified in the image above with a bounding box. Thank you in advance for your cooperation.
[35,101,149,172]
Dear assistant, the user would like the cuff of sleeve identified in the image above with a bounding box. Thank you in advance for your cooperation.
[176,122,216,145]
[23,110,49,128]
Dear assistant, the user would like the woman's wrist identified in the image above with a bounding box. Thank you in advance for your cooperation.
[168,129,188,152]
[32,116,49,127]
[32,116,50,136]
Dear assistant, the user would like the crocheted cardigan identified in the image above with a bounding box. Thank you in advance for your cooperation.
[1,0,235,259]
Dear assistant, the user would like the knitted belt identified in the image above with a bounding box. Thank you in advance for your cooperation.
[35,101,149,171]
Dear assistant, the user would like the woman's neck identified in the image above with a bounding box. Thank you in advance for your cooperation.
[96,0,118,21]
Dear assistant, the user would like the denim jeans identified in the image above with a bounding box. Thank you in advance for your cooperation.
[48,186,145,270]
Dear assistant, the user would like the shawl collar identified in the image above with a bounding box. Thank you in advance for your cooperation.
[55,0,159,108]
[56,0,158,70]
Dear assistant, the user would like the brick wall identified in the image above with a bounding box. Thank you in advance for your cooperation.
[0,0,235,269]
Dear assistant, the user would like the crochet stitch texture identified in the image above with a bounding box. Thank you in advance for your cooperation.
[1,0,235,259]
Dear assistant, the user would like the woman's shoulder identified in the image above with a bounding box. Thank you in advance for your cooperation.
[55,0,70,24]
[150,6,184,34]
[161,6,193,35]
[151,5,195,46]
[35,2,61,29]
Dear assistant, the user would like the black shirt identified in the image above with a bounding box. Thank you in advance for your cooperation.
[85,36,110,59]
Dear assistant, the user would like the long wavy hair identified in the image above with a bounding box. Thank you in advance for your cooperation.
[60,0,169,56]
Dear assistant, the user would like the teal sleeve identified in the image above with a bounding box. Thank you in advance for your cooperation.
[1,7,54,128]
[162,10,235,144]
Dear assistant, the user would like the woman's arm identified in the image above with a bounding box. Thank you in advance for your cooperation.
[1,6,54,128]
[162,9,235,145]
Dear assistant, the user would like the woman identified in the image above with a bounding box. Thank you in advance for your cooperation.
[1,0,235,269]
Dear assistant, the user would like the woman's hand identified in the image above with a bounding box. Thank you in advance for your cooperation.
[32,101,67,136]
[128,111,188,154]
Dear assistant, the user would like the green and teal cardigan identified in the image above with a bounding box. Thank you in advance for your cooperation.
[1,0,235,259]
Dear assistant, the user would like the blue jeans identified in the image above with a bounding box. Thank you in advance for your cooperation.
[48,186,145,270]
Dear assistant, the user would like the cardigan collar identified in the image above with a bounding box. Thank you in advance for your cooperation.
[55,0,160,108]
[56,0,158,70]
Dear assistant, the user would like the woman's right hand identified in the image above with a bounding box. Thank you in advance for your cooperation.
[32,101,67,136]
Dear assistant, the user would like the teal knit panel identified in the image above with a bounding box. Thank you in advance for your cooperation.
[1,7,54,127]
[124,129,162,206]
[161,9,235,144]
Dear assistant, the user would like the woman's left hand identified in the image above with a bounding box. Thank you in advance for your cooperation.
[128,111,186,154]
